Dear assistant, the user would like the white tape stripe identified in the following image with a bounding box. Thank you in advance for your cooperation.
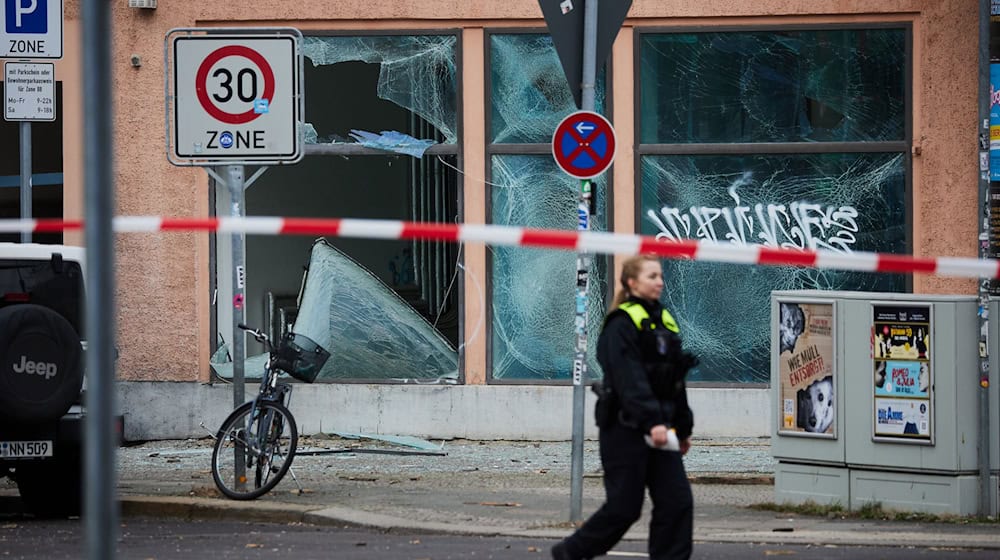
[113,216,162,232]
[935,257,999,279]
[816,251,879,272]
[0,219,36,233]
[218,217,283,234]
[2,216,1000,280]
[339,219,404,239]
[695,242,761,265]
[579,231,642,255]
[459,224,524,247]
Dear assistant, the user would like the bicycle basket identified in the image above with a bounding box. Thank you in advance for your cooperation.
[271,332,330,383]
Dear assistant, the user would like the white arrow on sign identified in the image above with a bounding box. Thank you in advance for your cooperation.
[575,122,595,135]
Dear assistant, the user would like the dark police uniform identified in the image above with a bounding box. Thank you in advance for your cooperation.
[556,296,694,560]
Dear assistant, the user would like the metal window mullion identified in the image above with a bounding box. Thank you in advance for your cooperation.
[637,141,908,156]
[434,147,446,316]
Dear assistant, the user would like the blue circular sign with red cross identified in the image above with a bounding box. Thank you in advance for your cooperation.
[552,111,617,179]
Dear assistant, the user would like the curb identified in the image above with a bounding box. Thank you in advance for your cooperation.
[120,496,317,525]
[688,474,773,485]
[119,496,1000,549]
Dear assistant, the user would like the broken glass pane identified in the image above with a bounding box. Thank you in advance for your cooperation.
[639,29,906,143]
[490,155,608,380]
[210,238,460,383]
[302,35,458,144]
[640,153,906,383]
[490,34,607,143]
[291,239,458,382]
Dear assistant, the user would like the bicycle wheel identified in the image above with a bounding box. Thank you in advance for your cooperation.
[211,400,298,500]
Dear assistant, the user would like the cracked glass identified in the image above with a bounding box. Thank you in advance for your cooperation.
[640,29,905,144]
[638,27,907,383]
[490,155,608,380]
[302,35,458,144]
[640,153,906,383]
[490,34,607,143]
[487,33,611,381]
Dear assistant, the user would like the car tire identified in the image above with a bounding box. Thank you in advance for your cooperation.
[0,304,84,423]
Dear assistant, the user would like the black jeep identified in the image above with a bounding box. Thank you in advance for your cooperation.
[0,243,89,517]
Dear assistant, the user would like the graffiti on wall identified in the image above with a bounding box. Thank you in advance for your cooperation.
[645,174,859,252]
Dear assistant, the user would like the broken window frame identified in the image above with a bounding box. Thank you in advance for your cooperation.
[208,30,465,383]
[484,29,612,384]
[634,23,913,386]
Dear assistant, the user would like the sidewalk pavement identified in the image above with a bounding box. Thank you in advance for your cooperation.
[108,437,1000,550]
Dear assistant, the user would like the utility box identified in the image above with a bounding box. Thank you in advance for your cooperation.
[772,291,986,515]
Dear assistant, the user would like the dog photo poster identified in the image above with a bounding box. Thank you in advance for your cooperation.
[778,302,835,437]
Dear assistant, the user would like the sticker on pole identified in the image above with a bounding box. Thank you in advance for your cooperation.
[552,111,616,179]
[167,29,303,166]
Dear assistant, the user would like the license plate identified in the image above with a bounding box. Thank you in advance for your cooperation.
[0,440,53,459]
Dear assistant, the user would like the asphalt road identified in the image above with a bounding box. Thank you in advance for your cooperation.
[1,516,997,560]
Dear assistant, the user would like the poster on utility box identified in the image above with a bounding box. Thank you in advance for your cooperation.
[778,301,835,438]
[872,304,932,443]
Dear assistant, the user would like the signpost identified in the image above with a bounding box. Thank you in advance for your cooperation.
[166,27,304,495]
[3,0,62,244]
[539,0,630,522]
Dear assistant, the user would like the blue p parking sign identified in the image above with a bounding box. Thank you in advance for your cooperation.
[1,0,61,58]
[5,0,47,34]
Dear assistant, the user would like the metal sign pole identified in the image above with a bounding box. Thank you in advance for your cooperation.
[19,122,31,243]
[81,0,118,557]
[225,164,248,491]
[569,0,599,523]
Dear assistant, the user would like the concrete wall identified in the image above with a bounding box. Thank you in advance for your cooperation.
[119,381,771,441]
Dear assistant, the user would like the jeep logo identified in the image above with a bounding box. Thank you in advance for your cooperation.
[11,355,58,379]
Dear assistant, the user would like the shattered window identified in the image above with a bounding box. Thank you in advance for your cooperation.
[640,29,905,143]
[212,34,461,382]
[640,154,906,383]
[490,155,608,380]
[302,35,458,144]
[486,33,611,382]
[638,27,908,384]
[490,34,607,143]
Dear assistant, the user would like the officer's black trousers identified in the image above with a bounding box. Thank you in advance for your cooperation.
[561,422,693,560]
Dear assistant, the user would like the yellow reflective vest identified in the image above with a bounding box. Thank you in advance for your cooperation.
[618,301,679,334]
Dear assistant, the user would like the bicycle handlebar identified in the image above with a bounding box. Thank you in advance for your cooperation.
[237,323,269,344]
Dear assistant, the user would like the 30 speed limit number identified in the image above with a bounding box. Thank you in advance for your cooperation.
[172,35,300,162]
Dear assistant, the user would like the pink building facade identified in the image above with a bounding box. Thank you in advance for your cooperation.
[2,2,981,405]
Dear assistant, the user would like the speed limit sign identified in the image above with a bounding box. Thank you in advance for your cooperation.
[167,29,303,165]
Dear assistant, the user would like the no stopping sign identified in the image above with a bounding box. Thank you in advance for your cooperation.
[169,30,303,165]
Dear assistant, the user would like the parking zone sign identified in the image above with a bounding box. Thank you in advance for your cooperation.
[1,0,63,59]
[168,30,302,165]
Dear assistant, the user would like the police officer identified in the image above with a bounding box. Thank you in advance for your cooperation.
[552,254,696,560]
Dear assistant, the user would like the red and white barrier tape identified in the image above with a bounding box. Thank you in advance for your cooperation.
[2,216,997,279]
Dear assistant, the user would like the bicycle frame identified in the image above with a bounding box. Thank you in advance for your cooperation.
[212,323,301,500]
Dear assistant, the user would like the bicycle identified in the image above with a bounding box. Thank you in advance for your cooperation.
[211,323,329,500]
